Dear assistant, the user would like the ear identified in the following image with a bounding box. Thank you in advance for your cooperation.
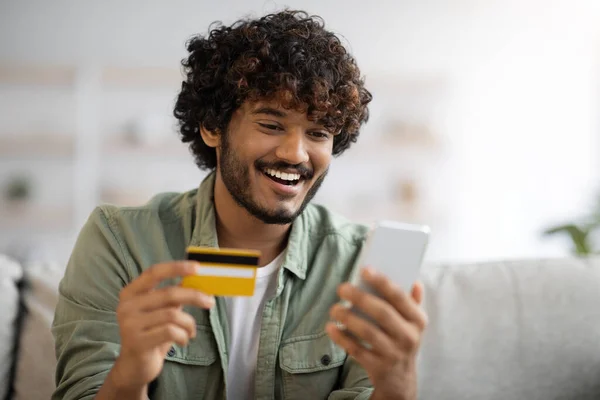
[200,125,221,148]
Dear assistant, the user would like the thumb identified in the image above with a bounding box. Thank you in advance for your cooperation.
[411,281,424,305]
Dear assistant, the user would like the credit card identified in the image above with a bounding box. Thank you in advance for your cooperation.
[181,246,261,296]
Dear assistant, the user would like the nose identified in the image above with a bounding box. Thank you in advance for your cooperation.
[275,130,309,165]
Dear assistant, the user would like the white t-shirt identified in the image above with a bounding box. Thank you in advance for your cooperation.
[223,252,284,400]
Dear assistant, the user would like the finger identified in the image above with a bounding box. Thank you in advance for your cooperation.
[337,282,425,347]
[325,322,380,370]
[121,262,199,300]
[138,307,197,339]
[337,282,413,339]
[143,323,191,349]
[360,268,428,330]
[329,303,397,358]
[133,286,215,311]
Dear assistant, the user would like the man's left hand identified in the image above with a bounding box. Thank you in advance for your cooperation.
[325,267,428,400]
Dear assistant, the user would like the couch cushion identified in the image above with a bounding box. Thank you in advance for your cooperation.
[13,261,63,400]
[418,257,600,400]
[0,255,23,400]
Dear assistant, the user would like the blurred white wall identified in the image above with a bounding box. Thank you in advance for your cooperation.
[0,0,599,264]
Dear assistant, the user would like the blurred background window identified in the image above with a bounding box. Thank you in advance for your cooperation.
[0,0,599,266]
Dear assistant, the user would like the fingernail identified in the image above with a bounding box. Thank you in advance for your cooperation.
[337,300,351,309]
[364,267,377,277]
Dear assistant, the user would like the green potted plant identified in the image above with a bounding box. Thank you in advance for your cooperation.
[4,175,33,213]
[543,195,600,256]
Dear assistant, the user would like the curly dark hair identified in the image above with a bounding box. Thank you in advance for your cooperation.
[174,9,372,170]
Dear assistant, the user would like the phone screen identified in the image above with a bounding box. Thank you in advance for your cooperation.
[359,220,430,293]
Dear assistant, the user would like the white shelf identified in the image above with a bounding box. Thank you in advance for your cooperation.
[0,65,76,86]
[0,65,182,89]
[0,134,75,158]
[101,66,183,89]
[0,203,73,231]
[100,187,154,207]
[102,137,191,159]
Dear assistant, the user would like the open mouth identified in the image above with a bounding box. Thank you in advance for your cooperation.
[262,168,302,186]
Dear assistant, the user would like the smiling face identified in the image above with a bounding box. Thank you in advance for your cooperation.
[204,98,334,225]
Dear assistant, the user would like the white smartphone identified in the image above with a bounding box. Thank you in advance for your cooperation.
[349,220,430,326]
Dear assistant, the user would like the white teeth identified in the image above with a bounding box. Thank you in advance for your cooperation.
[265,168,301,181]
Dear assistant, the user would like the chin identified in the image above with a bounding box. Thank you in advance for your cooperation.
[257,211,295,225]
[247,200,302,225]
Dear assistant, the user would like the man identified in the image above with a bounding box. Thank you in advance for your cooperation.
[52,10,428,400]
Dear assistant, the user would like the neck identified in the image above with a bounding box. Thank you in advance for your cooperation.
[213,171,289,267]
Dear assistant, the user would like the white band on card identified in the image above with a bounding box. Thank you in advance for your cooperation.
[195,265,255,278]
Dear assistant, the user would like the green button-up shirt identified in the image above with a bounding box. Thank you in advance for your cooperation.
[52,172,374,399]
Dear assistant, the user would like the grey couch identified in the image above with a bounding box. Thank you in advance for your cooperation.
[1,255,62,400]
[1,255,599,399]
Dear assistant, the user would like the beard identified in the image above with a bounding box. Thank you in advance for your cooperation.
[219,134,328,225]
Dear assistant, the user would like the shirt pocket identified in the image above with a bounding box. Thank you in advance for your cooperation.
[160,325,222,399]
[279,331,347,400]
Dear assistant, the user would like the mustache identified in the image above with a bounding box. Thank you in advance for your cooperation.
[255,160,314,180]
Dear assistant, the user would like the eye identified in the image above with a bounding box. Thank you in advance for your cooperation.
[309,131,331,140]
[258,123,283,131]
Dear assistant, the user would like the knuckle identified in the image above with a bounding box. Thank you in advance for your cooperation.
[351,291,365,307]
[380,277,395,292]
[165,308,179,322]
[333,306,348,322]
[185,314,196,328]
[146,264,157,278]
[165,324,178,338]
[193,292,206,303]
[374,304,394,322]
[404,328,420,349]
[394,287,408,303]
[355,322,374,340]
[339,312,350,325]
[148,264,163,280]
[164,287,180,302]
[145,264,168,281]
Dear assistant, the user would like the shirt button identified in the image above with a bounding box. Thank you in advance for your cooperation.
[321,354,331,366]
[167,347,176,357]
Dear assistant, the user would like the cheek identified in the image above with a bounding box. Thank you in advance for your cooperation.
[312,148,333,172]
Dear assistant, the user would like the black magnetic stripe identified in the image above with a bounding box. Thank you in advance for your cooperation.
[186,252,259,266]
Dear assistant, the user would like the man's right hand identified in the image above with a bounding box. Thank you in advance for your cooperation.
[99,261,214,398]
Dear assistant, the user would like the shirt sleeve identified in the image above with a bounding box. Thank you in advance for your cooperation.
[52,207,134,400]
[328,356,374,399]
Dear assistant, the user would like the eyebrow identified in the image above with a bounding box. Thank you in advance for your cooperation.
[251,106,332,132]
[251,107,287,118]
